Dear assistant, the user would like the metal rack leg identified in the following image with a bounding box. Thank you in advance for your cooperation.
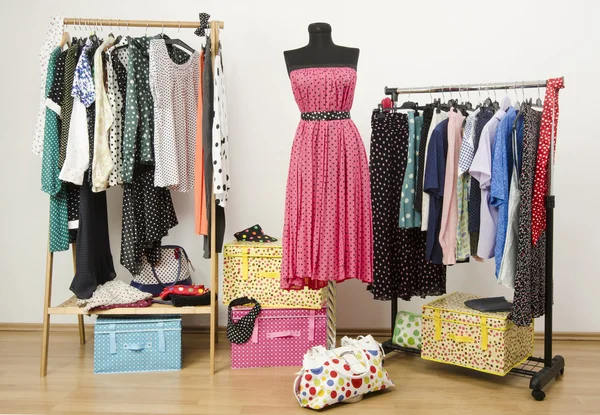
[326,281,337,349]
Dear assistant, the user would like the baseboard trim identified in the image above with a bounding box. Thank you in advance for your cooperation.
[1,323,599,341]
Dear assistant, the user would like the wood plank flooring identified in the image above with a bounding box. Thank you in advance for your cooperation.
[0,331,598,414]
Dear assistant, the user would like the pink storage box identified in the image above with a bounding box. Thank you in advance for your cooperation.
[230,307,327,369]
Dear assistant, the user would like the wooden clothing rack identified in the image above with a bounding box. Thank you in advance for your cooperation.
[378,79,565,401]
[40,17,224,377]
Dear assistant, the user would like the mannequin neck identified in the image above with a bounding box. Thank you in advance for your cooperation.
[307,23,335,48]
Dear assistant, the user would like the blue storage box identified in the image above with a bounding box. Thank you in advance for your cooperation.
[94,315,182,374]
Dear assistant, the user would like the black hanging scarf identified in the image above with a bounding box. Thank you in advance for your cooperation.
[226,297,261,344]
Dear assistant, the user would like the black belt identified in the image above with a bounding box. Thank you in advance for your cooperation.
[301,111,351,121]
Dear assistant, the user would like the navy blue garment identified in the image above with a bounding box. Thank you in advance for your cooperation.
[424,119,449,265]
[468,108,494,234]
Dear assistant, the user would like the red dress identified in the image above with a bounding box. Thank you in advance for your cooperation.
[281,67,373,290]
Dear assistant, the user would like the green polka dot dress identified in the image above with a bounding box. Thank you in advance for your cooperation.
[41,47,69,253]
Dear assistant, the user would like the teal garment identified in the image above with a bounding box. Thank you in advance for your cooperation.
[399,112,423,228]
[41,47,69,252]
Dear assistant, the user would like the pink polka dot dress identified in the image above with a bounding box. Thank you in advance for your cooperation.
[281,67,373,290]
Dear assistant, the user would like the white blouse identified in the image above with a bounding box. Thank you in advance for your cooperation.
[212,50,230,207]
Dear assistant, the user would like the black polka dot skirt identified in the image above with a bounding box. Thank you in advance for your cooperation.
[367,111,446,301]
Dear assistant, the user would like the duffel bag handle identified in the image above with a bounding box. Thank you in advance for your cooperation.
[324,346,370,379]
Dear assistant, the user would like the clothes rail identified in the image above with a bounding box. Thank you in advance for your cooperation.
[380,78,565,402]
[40,16,224,377]
[385,80,558,96]
[63,18,224,30]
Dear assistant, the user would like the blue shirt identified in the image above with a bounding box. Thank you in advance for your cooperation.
[491,107,521,276]
[424,119,449,265]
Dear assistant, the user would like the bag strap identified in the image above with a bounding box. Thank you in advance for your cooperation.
[149,246,188,288]
[326,346,370,379]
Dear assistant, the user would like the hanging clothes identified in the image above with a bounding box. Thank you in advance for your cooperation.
[194,49,208,235]
[60,39,94,186]
[414,107,434,214]
[470,108,502,258]
[41,47,70,253]
[468,108,494,255]
[150,39,199,192]
[369,112,409,299]
[531,78,564,245]
[33,16,63,157]
[510,105,544,326]
[456,109,479,261]
[439,110,465,265]
[497,115,524,289]
[369,111,445,300]
[212,47,230,207]
[105,37,129,187]
[424,119,449,265]
[202,41,226,258]
[421,111,448,232]
[69,172,116,299]
[398,111,423,228]
[491,107,522,276]
[58,43,79,169]
[91,35,115,192]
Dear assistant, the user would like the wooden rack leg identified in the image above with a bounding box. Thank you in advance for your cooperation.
[71,243,86,345]
[209,193,217,375]
[326,281,337,349]
[40,247,54,377]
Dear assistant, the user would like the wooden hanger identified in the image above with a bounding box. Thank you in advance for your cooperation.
[59,31,71,49]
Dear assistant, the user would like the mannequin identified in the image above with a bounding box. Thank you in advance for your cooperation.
[284,22,359,75]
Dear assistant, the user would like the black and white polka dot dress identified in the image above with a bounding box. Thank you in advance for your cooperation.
[368,111,446,301]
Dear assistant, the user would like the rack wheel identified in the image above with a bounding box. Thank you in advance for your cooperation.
[559,368,564,376]
[532,390,545,401]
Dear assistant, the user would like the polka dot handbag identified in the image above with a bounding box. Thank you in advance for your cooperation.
[392,311,422,349]
[294,336,394,410]
[131,245,193,296]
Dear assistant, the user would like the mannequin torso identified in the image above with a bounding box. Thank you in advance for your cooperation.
[284,22,359,75]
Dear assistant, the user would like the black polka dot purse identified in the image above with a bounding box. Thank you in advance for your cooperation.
[130,245,194,296]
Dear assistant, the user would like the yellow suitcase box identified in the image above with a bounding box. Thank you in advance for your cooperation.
[421,292,534,376]
[223,241,324,308]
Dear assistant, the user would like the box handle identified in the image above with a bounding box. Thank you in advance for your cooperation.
[308,309,315,342]
[434,310,441,341]
[124,342,152,351]
[256,272,280,279]
[109,324,117,354]
[447,333,474,343]
[157,322,166,353]
[481,317,488,351]
[241,249,250,280]
[267,330,300,339]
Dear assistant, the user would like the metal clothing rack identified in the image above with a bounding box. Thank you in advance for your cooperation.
[40,17,224,377]
[379,79,565,401]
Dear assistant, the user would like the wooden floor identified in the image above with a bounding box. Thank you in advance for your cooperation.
[0,331,598,415]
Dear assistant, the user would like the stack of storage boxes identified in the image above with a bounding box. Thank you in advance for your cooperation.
[223,240,326,369]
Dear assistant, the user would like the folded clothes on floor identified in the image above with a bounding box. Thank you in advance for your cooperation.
[159,284,208,300]
[77,280,152,312]
[91,298,153,311]
[464,296,513,313]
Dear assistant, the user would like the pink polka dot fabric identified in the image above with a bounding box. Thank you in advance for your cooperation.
[281,67,373,290]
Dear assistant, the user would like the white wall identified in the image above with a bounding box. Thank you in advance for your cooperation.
[1,0,599,332]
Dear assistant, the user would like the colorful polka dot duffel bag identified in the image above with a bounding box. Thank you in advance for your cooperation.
[392,311,423,349]
[294,335,394,409]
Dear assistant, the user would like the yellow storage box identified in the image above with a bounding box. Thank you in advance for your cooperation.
[223,241,324,308]
[421,292,533,376]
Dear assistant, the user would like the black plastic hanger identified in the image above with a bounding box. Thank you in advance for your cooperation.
[164,38,196,54]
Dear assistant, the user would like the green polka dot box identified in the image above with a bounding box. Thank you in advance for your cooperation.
[421,292,534,376]
[94,315,181,374]
[392,311,423,349]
